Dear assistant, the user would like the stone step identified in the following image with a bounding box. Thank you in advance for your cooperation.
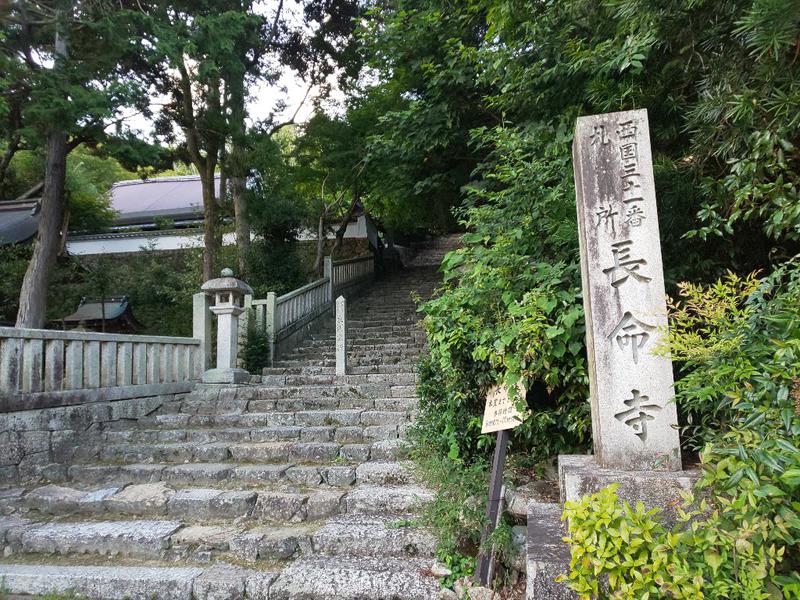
[345,485,433,515]
[192,383,417,401]
[311,514,435,558]
[0,564,213,600]
[17,482,427,526]
[354,461,415,485]
[96,437,408,466]
[154,396,418,417]
[259,372,418,386]
[302,337,424,348]
[274,354,420,368]
[12,518,182,559]
[66,460,412,490]
[263,364,417,376]
[278,353,421,366]
[116,407,415,430]
[269,555,439,600]
[103,423,405,446]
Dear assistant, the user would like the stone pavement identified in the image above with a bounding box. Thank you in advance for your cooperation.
[0,260,446,599]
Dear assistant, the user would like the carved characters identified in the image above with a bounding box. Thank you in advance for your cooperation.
[608,312,656,364]
[614,389,662,441]
[602,240,652,288]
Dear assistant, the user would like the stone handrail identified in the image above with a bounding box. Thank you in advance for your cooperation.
[243,254,375,364]
[275,277,332,333]
[0,327,201,411]
[331,254,375,296]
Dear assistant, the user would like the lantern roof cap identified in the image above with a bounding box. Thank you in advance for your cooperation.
[201,268,253,295]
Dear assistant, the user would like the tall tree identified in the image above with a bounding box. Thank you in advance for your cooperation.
[3,1,147,328]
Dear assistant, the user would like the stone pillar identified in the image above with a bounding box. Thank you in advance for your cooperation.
[324,256,334,302]
[265,291,276,366]
[192,292,213,375]
[335,295,347,377]
[200,268,253,384]
[573,108,681,471]
[526,110,699,600]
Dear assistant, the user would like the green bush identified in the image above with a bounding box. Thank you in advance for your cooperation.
[242,325,271,374]
[560,263,800,599]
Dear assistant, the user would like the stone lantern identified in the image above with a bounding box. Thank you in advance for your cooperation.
[200,267,253,384]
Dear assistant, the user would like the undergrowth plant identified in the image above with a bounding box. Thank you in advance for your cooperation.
[561,263,800,599]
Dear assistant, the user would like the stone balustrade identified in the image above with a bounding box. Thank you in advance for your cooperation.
[0,327,202,412]
[242,254,375,365]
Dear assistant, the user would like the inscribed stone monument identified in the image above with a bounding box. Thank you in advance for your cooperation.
[573,109,681,471]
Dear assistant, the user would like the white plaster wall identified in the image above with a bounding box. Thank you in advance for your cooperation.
[67,216,368,256]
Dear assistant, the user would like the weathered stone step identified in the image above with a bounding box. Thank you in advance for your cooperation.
[97,436,407,466]
[66,461,412,490]
[302,337,424,348]
[263,364,417,376]
[311,514,435,558]
[192,382,417,401]
[12,518,182,559]
[269,555,439,600]
[345,485,433,515]
[103,422,405,446]
[354,461,415,486]
[18,482,375,525]
[0,564,201,600]
[274,354,419,368]
[153,396,418,418]
[69,462,359,488]
[116,407,414,430]
[0,563,278,600]
[259,372,418,386]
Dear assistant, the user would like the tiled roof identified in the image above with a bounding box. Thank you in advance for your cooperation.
[0,200,40,244]
[111,175,220,225]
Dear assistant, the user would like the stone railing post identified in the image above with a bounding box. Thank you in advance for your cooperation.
[200,268,253,384]
[323,256,333,301]
[192,292,213,374]
[264,291,277,366]
[238,293,253,369]
[336,295,347,376]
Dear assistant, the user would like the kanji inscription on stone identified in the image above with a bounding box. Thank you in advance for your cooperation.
[573,109,681,471]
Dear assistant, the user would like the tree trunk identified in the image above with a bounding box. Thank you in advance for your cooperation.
[232,172,249,275]
[313,214,326,275]
[228,72,250,277]
[15,130,68,328]
[201,165,218,282]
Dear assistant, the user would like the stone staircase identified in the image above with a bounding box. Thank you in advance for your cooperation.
[0,266,444,599]
[406,234,461,268]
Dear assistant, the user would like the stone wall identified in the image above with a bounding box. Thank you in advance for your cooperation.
[0,390,191,484]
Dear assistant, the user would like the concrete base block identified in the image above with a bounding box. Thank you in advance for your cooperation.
[526,502,575,600]
[559,455,700,525]
[201,368,251,385]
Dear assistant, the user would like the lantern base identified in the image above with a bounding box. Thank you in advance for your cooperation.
[201,368,252,384]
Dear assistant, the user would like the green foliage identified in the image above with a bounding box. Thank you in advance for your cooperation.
[418,124,591,466]
[407,397,489,557]
[561,265,800,599]
[436,548,476,590]
[2,145,131,234]
[242,326,271,374]
[360,0,800,574]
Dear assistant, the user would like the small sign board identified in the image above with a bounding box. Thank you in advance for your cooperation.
[481,384,526,434]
